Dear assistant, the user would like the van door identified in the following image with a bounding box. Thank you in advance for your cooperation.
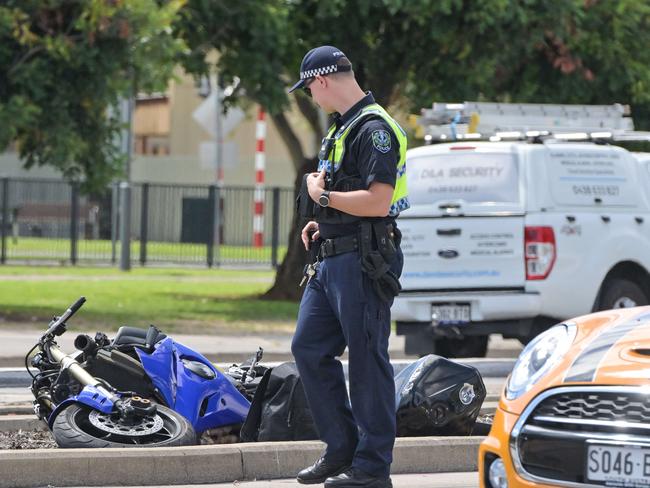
[398,146,526,291]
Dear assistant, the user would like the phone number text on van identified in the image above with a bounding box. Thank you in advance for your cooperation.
[572,185,620,197]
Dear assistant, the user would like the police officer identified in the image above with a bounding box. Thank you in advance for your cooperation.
[289,46,409,488]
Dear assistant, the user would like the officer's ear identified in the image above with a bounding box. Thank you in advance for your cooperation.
[315,75,328,89]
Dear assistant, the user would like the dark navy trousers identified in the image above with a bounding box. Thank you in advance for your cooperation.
[291,248,403,478]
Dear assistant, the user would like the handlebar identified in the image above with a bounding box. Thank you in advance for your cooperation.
[42,297,86,340]
[69,296,86,315]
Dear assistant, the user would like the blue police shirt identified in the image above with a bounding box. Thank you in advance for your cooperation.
[318,92,399,239]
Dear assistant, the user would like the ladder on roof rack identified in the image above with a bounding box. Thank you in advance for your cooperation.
[419,101,650,143]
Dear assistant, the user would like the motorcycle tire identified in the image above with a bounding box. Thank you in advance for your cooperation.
[52,403,197,448]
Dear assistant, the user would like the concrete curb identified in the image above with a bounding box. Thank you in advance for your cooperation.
[0,437,484,488]
[0,406,32,416]
[479,401,498,416]
[0,415,44,432]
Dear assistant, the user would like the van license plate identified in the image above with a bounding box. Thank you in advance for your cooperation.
[586,443,650,487]
[431,304,471,325]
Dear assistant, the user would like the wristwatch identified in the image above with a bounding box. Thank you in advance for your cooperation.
[318,190,331,207]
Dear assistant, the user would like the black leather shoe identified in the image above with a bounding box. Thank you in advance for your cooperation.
[325,467,393,488]
[296,457,352,485]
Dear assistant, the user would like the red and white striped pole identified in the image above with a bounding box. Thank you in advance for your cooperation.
[253,106,266,248]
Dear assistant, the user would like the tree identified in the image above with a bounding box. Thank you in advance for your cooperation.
[176,0,650,300]
[0,0,185,191]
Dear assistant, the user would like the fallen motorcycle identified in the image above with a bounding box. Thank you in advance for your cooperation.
[27,297,251,448]
[27,297,487,448]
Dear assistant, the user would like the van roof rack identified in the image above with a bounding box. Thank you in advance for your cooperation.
[419,101,650,144]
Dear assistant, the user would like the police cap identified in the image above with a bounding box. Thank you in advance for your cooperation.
[288,45,352,93]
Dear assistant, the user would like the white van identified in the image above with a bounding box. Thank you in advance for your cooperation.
[393,140,650,357]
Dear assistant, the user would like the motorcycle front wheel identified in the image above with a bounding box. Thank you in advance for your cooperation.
[52,404,196,448]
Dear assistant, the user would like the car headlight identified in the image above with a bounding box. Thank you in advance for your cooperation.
[506,323,576,400]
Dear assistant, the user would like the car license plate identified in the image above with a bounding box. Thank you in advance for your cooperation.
[431,303,471,325]
[586,443,650,487]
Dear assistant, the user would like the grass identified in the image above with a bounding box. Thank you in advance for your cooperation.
[4,237,288,264]
[0,265,299,334]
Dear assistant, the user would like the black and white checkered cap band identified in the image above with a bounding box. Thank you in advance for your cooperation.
[300,64,339,80]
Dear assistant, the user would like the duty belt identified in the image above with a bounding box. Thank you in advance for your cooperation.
[319,234,359,259]
[318,224,397,259]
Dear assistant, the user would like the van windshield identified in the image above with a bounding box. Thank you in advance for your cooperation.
[406,152,519,205]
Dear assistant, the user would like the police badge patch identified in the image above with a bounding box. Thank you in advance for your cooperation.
[371,130,391,154]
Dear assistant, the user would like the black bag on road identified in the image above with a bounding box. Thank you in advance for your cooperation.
[240,362,318,442]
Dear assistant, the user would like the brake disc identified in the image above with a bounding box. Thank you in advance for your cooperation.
[88,410,164,436]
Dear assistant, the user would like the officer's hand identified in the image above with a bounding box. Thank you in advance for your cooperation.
[301,221,320,250]
[307,170,326,202]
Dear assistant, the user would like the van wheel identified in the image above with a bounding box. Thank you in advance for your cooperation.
[433,336,488,358]
[597,279,649,310]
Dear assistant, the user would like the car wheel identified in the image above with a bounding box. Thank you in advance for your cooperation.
[597,278,649,311]
[433,336,488,358]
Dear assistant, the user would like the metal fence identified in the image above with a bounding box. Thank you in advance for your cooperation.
[0,178,295,267]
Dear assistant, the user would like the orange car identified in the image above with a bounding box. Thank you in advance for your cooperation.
[479,306,650,488]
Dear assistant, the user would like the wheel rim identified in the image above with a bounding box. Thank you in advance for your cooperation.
[74,407,184,445]
[613,296,637,308]
[88,409,164,436]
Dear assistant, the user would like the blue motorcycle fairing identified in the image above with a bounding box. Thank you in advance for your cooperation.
[47,384,116,429]
[136,337,250,433]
